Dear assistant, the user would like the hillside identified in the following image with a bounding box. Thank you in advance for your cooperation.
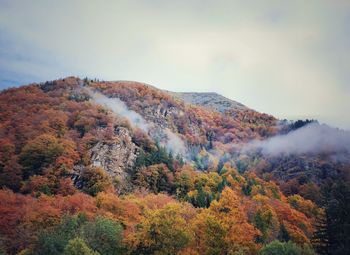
[0,77,349,254]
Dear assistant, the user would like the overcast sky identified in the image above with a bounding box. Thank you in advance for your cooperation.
[0,0,349,129]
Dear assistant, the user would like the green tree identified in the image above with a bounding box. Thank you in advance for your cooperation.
[187,186,213,208]
[149,143,175,171]
[134,149,147,169]
[167,151,174,172]
[194,154,204,171]
[135,143,176,172]
[316,181,350,255]
[64,238,99,255]
[254,210,269,243]
[278,223,290,242]
[259,241,315,255]
[312,212,330,255]
[206,130,214,150]
[176,154,185,167]
[37,214,87,255]
[81,217,124,255]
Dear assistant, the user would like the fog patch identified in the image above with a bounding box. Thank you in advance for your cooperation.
[164,128,187,156]
[85,87,188,157]
[249,123,350,157]
[86,87,150,132]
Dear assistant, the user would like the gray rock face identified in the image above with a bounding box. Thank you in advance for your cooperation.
[170,92,248,113]
[89,127,139,191]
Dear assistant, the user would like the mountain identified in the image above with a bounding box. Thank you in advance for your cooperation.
[0,77,349,254]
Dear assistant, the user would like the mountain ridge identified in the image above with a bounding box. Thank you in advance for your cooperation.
[72,78,252,114]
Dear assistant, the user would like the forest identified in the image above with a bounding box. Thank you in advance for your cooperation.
[0,77,349,255]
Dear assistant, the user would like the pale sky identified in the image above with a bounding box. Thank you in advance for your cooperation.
[0,0,349,129]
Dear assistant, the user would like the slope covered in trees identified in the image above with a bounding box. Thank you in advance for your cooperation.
[0,77,349,254]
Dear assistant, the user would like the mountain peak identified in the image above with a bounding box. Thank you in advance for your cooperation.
[169,91,248,113]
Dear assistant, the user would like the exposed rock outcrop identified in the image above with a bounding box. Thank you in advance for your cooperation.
[73,126,139,193]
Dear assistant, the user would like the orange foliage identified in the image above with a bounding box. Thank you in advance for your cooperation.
[0,78,320,253]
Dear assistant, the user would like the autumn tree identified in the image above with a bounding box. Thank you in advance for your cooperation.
[174,165,195,199]
[80,166,113,196]
[132,128,154,152]
[21,175,52,195]
[132,203,191,255]
[0,139,23,191]
[135,164,174,194]
[19,134,64,177]
[192,212,227,255]
[201,187,259,254]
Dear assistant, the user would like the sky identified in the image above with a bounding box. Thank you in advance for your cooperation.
[0,0,349,129]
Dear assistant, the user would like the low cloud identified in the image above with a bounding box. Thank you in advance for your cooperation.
[250,123,350,157]
[85,87,187,157]
[164,128,187,157]
[86,87,150,132]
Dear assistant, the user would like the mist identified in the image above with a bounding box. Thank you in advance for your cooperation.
[85,87,188,157]
[250,123,350,157]
[86,87,150,132]
[164,128,187,157]
[85,88,349,162]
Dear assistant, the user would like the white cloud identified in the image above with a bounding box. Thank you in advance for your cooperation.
[248,123,350,159]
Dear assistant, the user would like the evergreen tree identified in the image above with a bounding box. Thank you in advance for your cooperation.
[176,154,185,167]
[312,212,330,255]
[206,130,214,150]
[217,178,227,193]
[167,151,174,172]
[134,149,147,169]
[194,154,204,171]
[278,223,290,242]
[316,181,350,255]
[254,211,269,243]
